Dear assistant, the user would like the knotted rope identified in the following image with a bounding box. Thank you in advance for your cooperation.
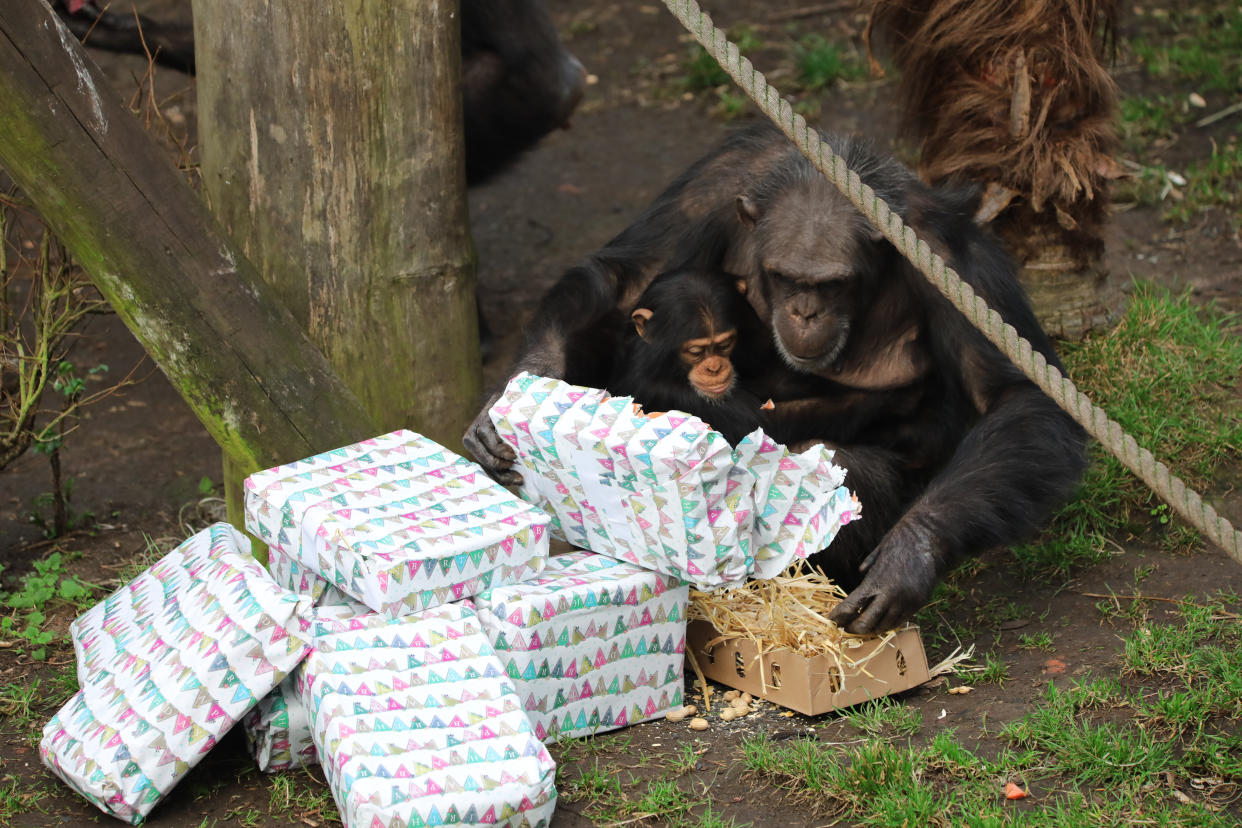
[659,0,1242,564]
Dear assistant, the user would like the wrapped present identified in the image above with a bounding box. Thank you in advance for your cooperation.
[300,601,557,828]
[43,523,315,824]
[244,674,316,773]
[474,551,687,742]
[245,429,552,617]
[489,373,860,589]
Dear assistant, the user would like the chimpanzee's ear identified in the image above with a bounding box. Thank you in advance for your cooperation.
[734,278,748,295]
[736,195,760,228]
[631,307,654,339]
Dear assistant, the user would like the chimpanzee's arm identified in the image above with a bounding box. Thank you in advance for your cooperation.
[829,215,1088,634]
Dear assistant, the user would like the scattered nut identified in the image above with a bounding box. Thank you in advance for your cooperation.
[722,690,740,702]
[739,692,753,705]
[681,704,697,717]
[719,708,738,722]
[688,717,709,730]
[665,705,696,723]
[1188,92,1206,108]
[948,686,973,695]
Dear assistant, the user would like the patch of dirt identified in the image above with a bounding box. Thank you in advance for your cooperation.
[2,1,1240,826]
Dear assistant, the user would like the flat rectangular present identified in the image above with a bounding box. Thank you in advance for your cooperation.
[245,429,551,617]
[474,551,688,742]
[44,523,315,824]
[686,619,930,716]
[300,601,557,828]
[489,373,859,589]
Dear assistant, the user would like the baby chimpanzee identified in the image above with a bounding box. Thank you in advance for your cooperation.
[609,268,770,444]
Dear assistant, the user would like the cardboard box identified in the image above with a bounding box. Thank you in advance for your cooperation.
[686,620,930,716]
[489,373,860,590]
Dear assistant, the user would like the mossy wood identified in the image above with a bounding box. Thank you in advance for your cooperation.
[0,0,377,474]
[192,0,481,449]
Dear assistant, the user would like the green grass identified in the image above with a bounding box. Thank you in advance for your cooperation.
[1129,3,1242,92]
[558,754,747,827]
[793,34,867,91]
[1118,95,1184,151]
[681,27,762,93]
[742,595,1242,824]
[842,697,922,737]
[1166,140,1242,227]
[1014,282,1242,575]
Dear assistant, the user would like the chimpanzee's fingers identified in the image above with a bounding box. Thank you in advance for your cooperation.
[842,591,894,635]
[857,545,884,574]
[828,589,875,628]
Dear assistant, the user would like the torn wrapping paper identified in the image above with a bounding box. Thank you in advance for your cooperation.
[488,373,860,589]
[244,429,552,617]
[300,601,557,828]
[243,673,316,773]
[43,523,314,824]
[474,551,687,742]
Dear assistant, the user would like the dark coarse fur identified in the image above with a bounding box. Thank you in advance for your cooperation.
[466,119,1088,634]
[460,0,585,186]
[51,0,584,187]
[608,269,769,445]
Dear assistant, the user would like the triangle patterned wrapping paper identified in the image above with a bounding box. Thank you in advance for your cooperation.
[245,429,552,617]
[474,551,688,742]
[489,373,861,588]
[299,601,557,828]
[41,523,315,824]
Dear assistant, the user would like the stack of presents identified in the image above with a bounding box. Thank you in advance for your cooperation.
[39,373,862,826]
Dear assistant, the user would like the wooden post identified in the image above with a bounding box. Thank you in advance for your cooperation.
[192,0,481,446]
[0,2,377,478]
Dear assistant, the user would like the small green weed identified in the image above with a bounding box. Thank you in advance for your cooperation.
[793,34,866,91]
[0,550,97,661]
[842,698,922,737]
[964,651,1009,686]
[682,27,762,93]
[1018,631,1055,651]
[1165,139,1242,227]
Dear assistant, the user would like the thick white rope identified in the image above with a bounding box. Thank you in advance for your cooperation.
[659,0,1241,564]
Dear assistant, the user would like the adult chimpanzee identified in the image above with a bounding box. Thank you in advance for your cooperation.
[609,268,772,445]
[51,0,585,186]
[464,119,1087,635]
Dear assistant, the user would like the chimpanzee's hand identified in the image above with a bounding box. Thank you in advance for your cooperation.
[462,390,522,486]
[828,520,941,635]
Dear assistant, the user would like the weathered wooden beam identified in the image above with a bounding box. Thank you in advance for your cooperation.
[0,1,378,472]
[193,0,481,448]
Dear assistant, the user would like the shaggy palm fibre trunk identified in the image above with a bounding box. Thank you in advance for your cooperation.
[866,0,1125,339]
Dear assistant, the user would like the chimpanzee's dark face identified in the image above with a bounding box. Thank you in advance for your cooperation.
[736,179,880,373]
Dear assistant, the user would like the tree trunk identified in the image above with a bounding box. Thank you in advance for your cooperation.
[192,0,481,444]
[0,1,377,476]
[867,0,1126,341]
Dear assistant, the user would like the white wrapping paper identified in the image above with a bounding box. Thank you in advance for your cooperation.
[474,551,687,742]
[245,429,552,617]
[300,601,557,827]
[489,373,860,588]
[43,523,314,824]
